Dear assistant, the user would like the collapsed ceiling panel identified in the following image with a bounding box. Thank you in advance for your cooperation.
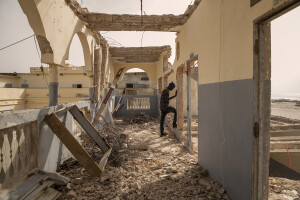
[65,0,201,32]
[109,46,171,63]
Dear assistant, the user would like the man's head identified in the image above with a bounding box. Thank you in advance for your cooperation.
[168,82,176,90]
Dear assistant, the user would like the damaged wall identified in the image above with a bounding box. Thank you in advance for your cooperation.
[168,0,279,199]
[0,101,90,174]
[18,0,94,72]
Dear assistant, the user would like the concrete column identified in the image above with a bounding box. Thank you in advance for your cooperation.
[89,77,94,100]
[176,65,184,131]
[163,56,168,72]
[93,45,102,102]
[49,64,59,106]
[185,64,192,152]
[164,75,168,88]
[100,44,109,98]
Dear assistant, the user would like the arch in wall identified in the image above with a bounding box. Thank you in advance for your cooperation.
[119,68,152,87]
[19,0,94,68]
[65,32,92,71]
[115,66,156,84]
[18,0,53,63]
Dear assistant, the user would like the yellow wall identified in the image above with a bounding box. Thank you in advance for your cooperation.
[170,0,274,85]
[0,88,26,111]
[25,88,89,109]
[0,76,19,88]
[164,0,277,117]
[0,67,91,111]
[0,67,91,89]
[0,88,89,111]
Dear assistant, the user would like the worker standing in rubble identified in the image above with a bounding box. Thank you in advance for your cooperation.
[160,82,177,137]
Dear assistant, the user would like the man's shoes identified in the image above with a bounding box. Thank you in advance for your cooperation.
[173,123,177,128]
[160,132,168,137]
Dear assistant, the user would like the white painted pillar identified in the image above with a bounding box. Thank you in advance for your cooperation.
[49,64,59,106]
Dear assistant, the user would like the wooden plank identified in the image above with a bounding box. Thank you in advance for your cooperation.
[112,88,125,116]
[44,114,102,176]
[112,67,125,85]
[40,170,70,186]
[98,148,112,171]
[23,180,53,200]
[251,0,261,6]
[35,188,61,200]
[0,172,47,200]
[69,106,110,152]
[92,88,113,126]
[93,68,125,125]
[53,106,73,116]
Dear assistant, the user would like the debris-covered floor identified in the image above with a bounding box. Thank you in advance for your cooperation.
[55,116,299,200]
[269,177,300,200]
[56,116,230,200]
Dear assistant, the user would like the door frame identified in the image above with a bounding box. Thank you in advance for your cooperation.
[253,1,300,199]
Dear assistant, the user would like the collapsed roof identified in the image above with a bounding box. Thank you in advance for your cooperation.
[65,0,201,32]
[109,46,171,63]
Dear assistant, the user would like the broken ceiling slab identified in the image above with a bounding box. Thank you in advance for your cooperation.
[109,46,171,63]
[84,13,185,32]
[65,0,201,32]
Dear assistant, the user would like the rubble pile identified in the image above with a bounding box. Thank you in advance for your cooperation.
[269,177,300,200]
[56,116,230,200]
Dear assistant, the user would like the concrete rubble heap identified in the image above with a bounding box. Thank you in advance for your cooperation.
[65,0,202,32]
[56,117,230,200]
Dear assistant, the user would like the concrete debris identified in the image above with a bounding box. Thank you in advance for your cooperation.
[269,177,300,200]
[56,117,230,200]
[0,170,62,200]
[65,190,77,199]
[72,178,83,185]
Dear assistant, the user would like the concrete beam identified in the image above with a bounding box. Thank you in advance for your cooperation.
[85,13,185,32]
[109,46,171,63]
[65,0,201,32]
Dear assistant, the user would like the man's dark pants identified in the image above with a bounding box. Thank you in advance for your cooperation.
[160,106,177,134]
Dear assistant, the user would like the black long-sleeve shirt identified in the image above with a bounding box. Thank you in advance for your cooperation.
[160,88,170,110]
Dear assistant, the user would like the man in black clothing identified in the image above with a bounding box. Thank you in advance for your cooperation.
[160,82,177,137]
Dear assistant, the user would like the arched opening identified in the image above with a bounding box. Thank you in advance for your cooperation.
[114,68,159,117]
[117,68,154,95]
[65,34,85,67]
[65,32,92,71]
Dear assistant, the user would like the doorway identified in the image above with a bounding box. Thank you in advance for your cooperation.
[254,1,300,199]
